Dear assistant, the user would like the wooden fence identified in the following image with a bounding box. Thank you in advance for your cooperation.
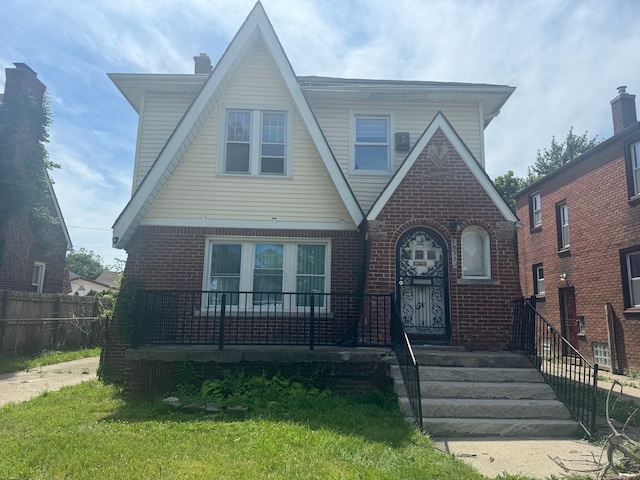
[0,290,107,358]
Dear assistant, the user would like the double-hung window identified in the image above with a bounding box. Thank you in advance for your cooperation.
[625,250,640,307]
[223,108,289,175]
[530,193,541,228]
[557,201,570,249]
[352,115,392,173]
[205,239,329,309]
[31,261,46,293]
[631,142,640,196]
[533,263,544,295]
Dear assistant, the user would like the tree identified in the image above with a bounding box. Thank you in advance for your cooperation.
[66,248,107,280]
[526,127,600,183]
[493,170,525,213]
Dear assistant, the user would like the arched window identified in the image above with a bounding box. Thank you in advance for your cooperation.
[461,227,491,278]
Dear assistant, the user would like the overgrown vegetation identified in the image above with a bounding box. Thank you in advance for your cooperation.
[0,347,101,375]
[112,276,142,342]
[0,380,487,480]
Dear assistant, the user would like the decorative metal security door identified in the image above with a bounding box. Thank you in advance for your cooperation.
[396,228,450,343]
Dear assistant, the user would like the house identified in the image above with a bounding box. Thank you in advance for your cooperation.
[103,3,522,393]
[0,63,72,294]
[514,86,640,372]
[69,271,119,296]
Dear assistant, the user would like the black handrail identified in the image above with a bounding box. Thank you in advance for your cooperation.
[132,290,391,349]
[512,296,598,438]
[390,293,423,430]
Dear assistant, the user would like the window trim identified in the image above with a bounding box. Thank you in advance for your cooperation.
[530,192,541,228]
[533,263,545,296]
[219,105,293,177]
[556,201,570,250]
[627,140,640,199]
[202,237,331,310]
[349,111,395,174]
[622,248,640,309]
[461,226,491,279]
[32,261,46,293]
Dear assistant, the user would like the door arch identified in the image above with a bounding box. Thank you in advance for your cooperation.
[396,227,451,343]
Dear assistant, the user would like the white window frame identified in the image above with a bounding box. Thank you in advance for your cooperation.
[632,142,640,196]
[534,264,545,295]
[32,261,46,293]
[558,202,570,249]
[219,105,293,177]
[203,237,331,310]
[350,111,394,174]
[626,250,640,307]
[461,226,491,279]
[531,192,541,227]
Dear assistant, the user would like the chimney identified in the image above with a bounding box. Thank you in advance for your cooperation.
[194,53,212,75]
[3,63,45,102]
[611,85,637,134]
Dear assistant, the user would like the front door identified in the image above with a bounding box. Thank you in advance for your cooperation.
[396,228,450,343]
[559,287,579,353]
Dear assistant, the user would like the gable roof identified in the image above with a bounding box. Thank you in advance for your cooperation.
[367,111,519,223]
[48,177,72,250]
[111,2,363,248]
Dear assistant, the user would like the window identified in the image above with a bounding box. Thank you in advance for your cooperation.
[205,239,329,309]
[530,192,541,228]
[630,142,640,196]
[352,115,391,172]
[461,226,491,278]
[556,201,570,249]
[32,262,46,293]
[625,250,640,307]
[592,343,611,368]
[533,263,545,295]
[223,108,289,175]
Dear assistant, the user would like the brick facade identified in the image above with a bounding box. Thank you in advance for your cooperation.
[515,122,640,371]
[365,129,521,350]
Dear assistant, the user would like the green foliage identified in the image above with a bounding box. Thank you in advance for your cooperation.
[0,88,58,265]
[175,356,200,400]
[66,247,107,280]
[113,275,142,341]
[493,170,525,213]
[527,127,600,183]
[0,347,101,375]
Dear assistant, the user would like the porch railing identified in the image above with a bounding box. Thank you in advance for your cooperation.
[133,290,391,349]
[390,293,423,430]
[512,296,598,438]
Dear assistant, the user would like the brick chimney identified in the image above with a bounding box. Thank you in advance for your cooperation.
[194,53,212,74]
[611,85,637,134]
[3,63,45,101]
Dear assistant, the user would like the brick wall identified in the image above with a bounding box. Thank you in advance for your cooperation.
[515,126,640,370]
[365,129,521,350]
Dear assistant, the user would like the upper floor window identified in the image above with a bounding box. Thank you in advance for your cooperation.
[461,226,491,278]
[533,263,544,295]
[624,249,640,308]
[351,114,392,173]
[530,192,541,228]
[556,201,570,249]
[223,108,289,176]
[205,239,329,309]
[630,142,640,196]
[32,261,46,293]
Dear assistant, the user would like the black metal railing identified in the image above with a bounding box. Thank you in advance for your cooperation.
[390,293,423,430]
[512,296,598,437]
[133,290,392,349]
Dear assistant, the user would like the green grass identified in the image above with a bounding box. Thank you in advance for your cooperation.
[0,380,486,480]
[0,347,101,375]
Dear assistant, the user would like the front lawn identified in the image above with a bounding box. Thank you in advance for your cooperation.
[0,380,485,480]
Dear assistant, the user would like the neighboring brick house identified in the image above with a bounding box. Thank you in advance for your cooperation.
[104,3,521,383]
[514,87,640,372]
[0,63,72,294]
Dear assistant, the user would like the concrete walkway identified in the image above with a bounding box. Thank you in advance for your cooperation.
[0,357,100,407]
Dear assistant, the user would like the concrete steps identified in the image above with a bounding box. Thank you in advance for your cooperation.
[391,348,580,438]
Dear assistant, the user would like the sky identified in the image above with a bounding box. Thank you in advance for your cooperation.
[1,0,639,267]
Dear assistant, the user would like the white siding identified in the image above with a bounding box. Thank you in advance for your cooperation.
[134,93,195,190]
[143,45,355,227]
[309,100,483,212]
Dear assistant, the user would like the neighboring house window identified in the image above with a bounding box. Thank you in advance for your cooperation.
[32,261,46,293]
[530,192,541,228]
[351,114,392,173]
[533,263,544,295]
[556,201,569,249]
[461,226,491,278]
[223,108,289,175]
[205,239,329,308]
[625,250,640,307]
[630,142,640,196]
